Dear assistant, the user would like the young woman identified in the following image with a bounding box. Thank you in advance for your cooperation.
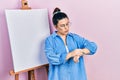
[44,8,97,80]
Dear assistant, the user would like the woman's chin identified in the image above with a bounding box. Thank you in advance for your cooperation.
[64,32,69,35]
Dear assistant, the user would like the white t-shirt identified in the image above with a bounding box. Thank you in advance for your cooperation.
[65,45,69,53]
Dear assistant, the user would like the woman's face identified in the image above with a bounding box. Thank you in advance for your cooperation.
[55,18,70,36]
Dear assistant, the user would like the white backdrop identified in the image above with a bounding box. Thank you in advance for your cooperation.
[5,9,50,72]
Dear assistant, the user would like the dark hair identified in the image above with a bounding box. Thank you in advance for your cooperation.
[52,7,69,25]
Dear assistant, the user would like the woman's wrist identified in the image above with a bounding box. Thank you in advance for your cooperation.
[81,51,86,55]
[80,48,90,55]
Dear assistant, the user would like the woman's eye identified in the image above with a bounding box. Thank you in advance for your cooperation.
[60,25,65,27]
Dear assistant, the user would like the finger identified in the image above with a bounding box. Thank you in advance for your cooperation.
[73,57,76,62]
[66,56,69,60]
[73,56,79,63]
[66,54,71,60]
[75,56,79,63]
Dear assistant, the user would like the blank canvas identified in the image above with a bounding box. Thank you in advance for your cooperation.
[5,9,50,72]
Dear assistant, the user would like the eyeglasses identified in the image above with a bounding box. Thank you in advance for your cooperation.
[58,22,72,27]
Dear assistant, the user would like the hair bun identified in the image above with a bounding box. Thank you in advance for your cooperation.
[53,7,61,14]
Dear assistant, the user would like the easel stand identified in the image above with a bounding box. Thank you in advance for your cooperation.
[28,70,35,80]
[10,68,35,80]
[10,0,49,80]
[15,74,19,80]
[10,64,49,80]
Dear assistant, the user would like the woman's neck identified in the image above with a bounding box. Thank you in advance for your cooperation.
[56,32,67,38]
[57,32,67,45]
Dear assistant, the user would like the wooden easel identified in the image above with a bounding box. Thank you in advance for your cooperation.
[10,64,49,80]
[21,0,31,10]
[10,0,49,80]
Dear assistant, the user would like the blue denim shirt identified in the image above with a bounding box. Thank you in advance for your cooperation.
[45,31,97,80]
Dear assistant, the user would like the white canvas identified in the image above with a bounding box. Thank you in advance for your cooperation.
[5,9,50,72]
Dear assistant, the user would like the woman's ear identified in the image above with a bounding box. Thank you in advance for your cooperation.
[54,25,57,29]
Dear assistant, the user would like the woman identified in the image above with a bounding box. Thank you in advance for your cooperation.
[45,8,97,80]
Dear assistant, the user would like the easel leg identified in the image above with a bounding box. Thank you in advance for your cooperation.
[15,74,19,80]
[28,70,35,80]
[45,65,49,75]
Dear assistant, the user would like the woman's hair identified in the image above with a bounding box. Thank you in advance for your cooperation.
[52,7,69,25]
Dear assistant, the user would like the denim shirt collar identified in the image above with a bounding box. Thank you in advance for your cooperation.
[52,31,72,38]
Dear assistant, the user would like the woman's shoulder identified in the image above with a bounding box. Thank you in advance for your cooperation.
[69,32,83,39]
[45,32,56,40]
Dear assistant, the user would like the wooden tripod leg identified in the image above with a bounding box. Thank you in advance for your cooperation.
[28,70,35,80]
[45,64,49,75]
[15,74,19,80]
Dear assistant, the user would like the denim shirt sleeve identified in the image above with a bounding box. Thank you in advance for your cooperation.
[44,37,67,65]
[73,34,97,55]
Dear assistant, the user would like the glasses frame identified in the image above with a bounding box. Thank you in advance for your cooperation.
[57,22,72,27]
